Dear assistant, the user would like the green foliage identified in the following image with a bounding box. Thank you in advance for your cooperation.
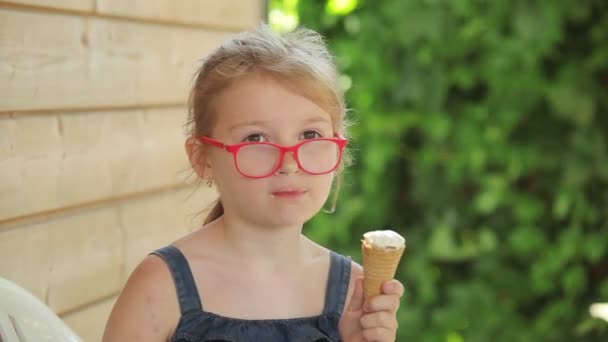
[273,0,608,340]
[269,0,300,32]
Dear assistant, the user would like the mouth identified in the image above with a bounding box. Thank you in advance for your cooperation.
[270,189,308,198]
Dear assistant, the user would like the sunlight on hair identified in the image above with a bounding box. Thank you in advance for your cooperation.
[326,0,359,16]
[269,0,299,33]
[590,303,608,322]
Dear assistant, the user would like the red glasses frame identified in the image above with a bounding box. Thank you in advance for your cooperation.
[199,135,349,179]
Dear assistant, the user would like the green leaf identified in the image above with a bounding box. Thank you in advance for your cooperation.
[561,264,586,295]
[508,225,545,256]
[326,0,358,16]
[446,332,464,342]
[584,234,607,262]
[553,190,572,219]
[547,83,595,128]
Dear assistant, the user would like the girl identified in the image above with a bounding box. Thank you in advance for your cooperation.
[103,24,404,342]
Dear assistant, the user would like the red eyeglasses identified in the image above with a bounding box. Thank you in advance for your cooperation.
[199,135,348,179]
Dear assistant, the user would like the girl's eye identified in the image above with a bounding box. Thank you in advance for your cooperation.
[302,130,322,140]
[243,133,267,143]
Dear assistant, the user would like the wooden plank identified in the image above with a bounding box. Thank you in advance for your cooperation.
[0,108,191,221]
[0,8,230,112]
[0,221,50,300]
[0,0,94,12]
[47,209,123,314]
[0,0,264,29]
[61,296,116,342]
[120,185,216,275]
[96,0,264,29]
[0,186,215,315]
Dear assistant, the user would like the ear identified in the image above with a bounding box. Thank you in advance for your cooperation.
[185,136,214,180]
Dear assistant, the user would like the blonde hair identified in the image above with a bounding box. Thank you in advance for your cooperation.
[186,24,351,225]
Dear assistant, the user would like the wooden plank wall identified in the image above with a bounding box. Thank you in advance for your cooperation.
[0,1,265,340]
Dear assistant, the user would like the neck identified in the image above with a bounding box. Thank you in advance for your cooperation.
[217,214,312,268]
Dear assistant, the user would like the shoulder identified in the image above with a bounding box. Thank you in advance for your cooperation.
[102,253,180,342]
[342,256,363,314]
[316,245,363,281]
[345,256,363,289]
[329,249,363,279]
[349,258,364,279]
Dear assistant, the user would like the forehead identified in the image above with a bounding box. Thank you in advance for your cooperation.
[213,72,332,129]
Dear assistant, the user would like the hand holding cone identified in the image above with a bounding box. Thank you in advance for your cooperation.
[361,230,406,299]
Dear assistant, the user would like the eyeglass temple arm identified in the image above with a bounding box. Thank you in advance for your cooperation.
[200,136,227,149]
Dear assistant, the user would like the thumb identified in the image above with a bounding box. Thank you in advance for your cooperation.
[346,276,365,312]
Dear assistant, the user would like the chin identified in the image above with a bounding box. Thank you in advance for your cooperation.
[263,205,319,228]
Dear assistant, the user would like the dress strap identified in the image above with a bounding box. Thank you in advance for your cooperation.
[323,251,352,315]
[150,245,203,315]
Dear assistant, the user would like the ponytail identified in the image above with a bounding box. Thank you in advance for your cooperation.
[204,199,224,225]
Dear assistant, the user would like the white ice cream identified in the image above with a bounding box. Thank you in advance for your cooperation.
[363,230,406,249]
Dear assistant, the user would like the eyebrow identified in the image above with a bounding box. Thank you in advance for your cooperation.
[229,116,331,130]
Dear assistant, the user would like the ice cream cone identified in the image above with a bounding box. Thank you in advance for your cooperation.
[361,230,406,299]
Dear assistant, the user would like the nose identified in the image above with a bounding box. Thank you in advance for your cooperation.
[276,151,299,175]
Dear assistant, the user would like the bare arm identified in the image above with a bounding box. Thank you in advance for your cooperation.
[343,260,364,313]
[102,255,180,342]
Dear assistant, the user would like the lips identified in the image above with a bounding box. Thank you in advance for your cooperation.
[270,189,307,198]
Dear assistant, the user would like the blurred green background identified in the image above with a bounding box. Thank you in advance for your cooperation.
[270,0,608,340]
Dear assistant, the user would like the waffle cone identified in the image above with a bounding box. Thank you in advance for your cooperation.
[362,241,405,299]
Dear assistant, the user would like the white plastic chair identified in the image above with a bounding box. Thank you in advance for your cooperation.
[0,277,82,342]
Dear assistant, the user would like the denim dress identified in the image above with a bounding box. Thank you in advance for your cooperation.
[151,245,352,342]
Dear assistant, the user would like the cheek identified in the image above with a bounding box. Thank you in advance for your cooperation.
[214,167,265,199]
[311,174,335,199]
[209,153,238,178]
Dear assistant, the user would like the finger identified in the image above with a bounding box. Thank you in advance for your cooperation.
[365,294,401,313]
[362,326,395,342]
[381,279,404,297]
[346,276,365,311]
[359,311,397,330]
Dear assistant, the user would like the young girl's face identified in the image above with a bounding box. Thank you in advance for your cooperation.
[205,72,337,228]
